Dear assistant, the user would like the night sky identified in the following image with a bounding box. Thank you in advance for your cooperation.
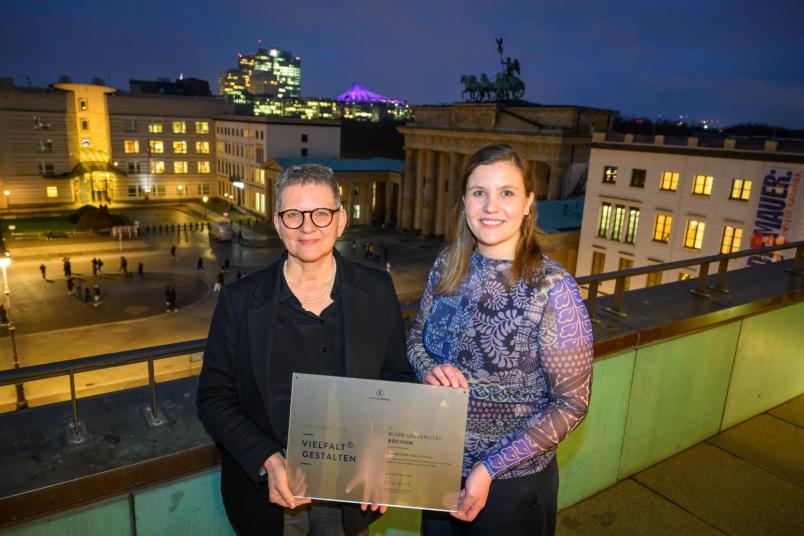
[2,0,803,127]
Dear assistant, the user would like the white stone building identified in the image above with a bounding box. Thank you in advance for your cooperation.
[576,132,804,290]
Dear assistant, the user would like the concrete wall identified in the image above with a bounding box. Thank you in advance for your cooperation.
[8,300,804,535]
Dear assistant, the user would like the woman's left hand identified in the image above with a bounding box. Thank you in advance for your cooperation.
[450,462,492,522]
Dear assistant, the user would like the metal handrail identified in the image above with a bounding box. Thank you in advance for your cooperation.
[576,240,804,320]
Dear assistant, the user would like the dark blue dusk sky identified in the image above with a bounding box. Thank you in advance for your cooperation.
[2,0,803,127]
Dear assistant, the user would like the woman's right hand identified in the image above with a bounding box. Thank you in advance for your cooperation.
[423,364,468,389]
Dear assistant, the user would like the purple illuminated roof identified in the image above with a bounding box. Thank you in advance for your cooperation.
[336,83,404,104]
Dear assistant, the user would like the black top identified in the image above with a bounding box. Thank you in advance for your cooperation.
[268,262,344,448]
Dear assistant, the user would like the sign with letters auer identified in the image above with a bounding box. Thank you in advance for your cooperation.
[747,166,802,266]
[286,373,469,511]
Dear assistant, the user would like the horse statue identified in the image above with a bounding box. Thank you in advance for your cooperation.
[460,75,480,101]
[460,38,526,102]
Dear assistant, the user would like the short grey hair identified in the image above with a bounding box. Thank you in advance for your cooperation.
[274,164,341,212]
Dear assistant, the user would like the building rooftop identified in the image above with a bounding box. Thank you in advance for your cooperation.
[273,157,404,173]
[537,198,584,233]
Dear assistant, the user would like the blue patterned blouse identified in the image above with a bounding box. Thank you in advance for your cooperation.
[407,251,594,479]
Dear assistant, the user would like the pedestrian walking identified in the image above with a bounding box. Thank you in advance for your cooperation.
[63,258,72,278]
[93,284,102,306]
[66,276,74,294]
[197,257,204,272]
[83,287,92,305]
[97,258,104,273]
[170,245,176,258]
[213,271,224,292]
[0,304,8,325]
[119,256,129,276]
[39,264,46,280]
[91,258,98,276]
[137,262,144,278]
[74,276,84,297]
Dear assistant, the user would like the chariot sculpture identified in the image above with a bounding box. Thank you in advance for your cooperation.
[461,38,526,102]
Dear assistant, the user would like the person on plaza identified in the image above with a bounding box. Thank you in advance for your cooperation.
[385,260,391,273]
[83,287,92,305]
[169,286,177,311]
[93,284,101,306]
[170,245,176,258]
[223,258,230,272]
[213,271,224,292]
[137,262,144,279]
[407,145,594,536]
[165,285,173,311]
[63,258,72,278]
[0,304,8,325]
[197,164,414,536]
[39,263,46,280]
[97,258,104,273]
[120,256,129,277]
[197,257,204,272]
[66,276,74,295]
[92,257,98,276]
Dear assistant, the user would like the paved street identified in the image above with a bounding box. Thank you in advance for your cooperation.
[0,206,444,382]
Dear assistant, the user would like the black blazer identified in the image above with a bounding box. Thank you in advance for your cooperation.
[197,249,414,535]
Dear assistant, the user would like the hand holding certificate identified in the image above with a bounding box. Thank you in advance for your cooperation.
[286,374,469,511]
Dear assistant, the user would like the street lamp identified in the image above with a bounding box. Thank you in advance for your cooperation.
[202,195,209,218]
[176,184,184,206]
[0,254,25,409]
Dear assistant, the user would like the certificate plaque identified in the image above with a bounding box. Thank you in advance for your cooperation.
[286,373,468,511]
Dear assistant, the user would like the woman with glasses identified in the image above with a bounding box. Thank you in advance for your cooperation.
[198,164,414,536]
[407,145,594,536]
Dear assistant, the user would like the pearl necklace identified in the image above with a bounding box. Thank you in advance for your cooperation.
[283,257,337,305]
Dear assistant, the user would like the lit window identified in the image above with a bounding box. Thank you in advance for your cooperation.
[630,169,646,188]
[148,122,163,134]
[590,251,606,275]
[173,140,188,154]
[174,161,188,174]
[625,207,640,244]
[611,205,626,241]
[721,226,743,254]
[124,140,139,153]
[78,98,88,111]
[196,141,210,154]
[653,214,672,243]
[646,269,663,287]
[46,186,58,198]
[660,171,680,191]
[149,140,164,154]
[197,161,210,174]
[81,119,89,130]
[684,220,706,250]
[692,174,713,195]
[602,166,618,184]
[596,203,611,238]
[172,121,186,134]
[730,179,751,200]
[150,161,165,174]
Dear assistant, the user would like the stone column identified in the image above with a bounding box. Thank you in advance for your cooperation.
[421,150,437,236]
[434,152,448,236]
[384,179,394,226]
[401,148,416,230]
[414,149,426,230]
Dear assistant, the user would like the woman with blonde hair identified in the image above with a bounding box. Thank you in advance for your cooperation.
[408,144,593,535]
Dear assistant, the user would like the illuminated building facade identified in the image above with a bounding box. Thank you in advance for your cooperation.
[215,115,340,216]
[0,78,231,208]
[576,132,804,287]
[218,47,301,101]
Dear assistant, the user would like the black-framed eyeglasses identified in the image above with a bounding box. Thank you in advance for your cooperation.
[278,207,340,229]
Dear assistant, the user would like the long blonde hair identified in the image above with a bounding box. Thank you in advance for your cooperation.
[435,144,542,295]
